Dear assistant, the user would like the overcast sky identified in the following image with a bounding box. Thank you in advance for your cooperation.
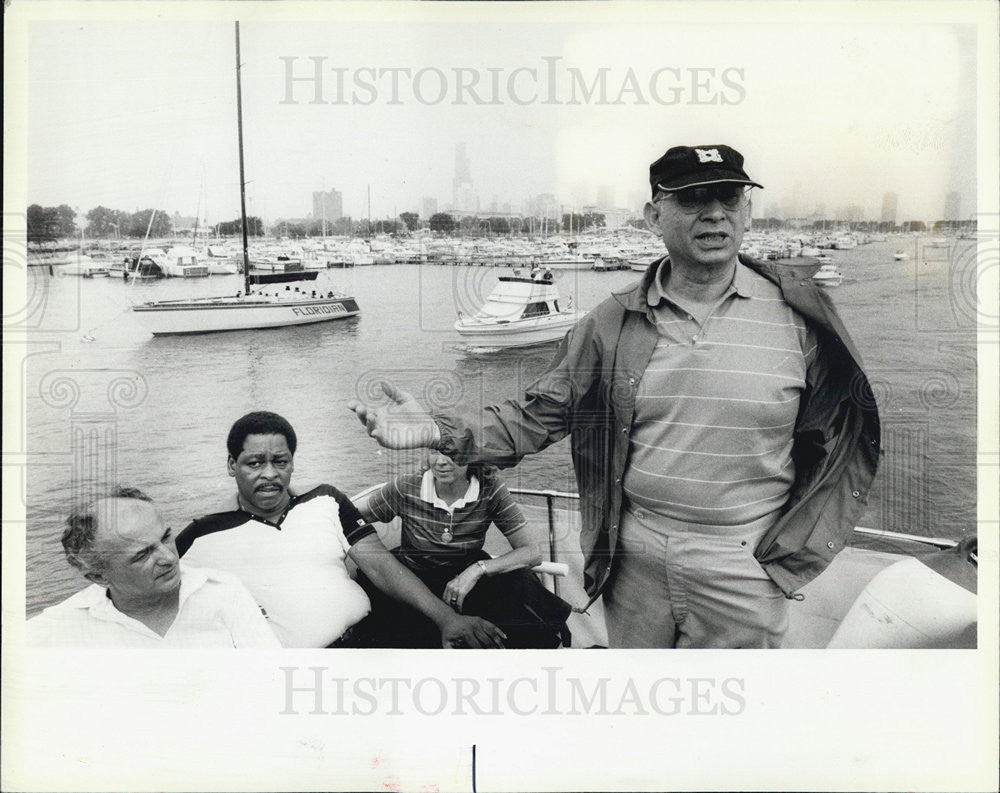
[21,4,981,225]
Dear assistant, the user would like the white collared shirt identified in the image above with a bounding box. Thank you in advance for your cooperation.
[419,469,480,514]
[26,564,280,648]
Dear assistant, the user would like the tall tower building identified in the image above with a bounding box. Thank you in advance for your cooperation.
[943,191,962,221]
[420,197,438,219]
[312,188,343,227]
[453,143,476,211]
[881,192,898,225]
[597,184,615,209]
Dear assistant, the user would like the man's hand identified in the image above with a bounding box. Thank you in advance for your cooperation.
[442,563,486,613]
[439,612,507,649]
[348,382,441,450]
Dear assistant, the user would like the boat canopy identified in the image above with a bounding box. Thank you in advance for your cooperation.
[473,277,564,320]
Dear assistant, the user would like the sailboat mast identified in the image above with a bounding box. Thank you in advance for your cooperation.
[235,21,252,294]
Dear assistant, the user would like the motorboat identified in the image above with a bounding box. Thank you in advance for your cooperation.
[249,254,304,272]
[57,254,110,278]
[454,268,583,351]
[204,245,240,274]
[130,23,360,336]
[812,263,844,287]
[160,246,209,278]
[894,250,909,261]
[122,250,165,280]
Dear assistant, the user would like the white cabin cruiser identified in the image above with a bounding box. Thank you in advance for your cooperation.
[812,263,844,287]
[160,246,209,278]
[454,269,583,351]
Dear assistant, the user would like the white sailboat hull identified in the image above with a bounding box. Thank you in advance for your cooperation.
[133,295,360,335]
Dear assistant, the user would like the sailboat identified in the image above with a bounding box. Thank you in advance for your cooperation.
[131,22,360,336]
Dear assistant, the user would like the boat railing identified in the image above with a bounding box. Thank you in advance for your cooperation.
[506,487,959,565]
[352,483,957,610]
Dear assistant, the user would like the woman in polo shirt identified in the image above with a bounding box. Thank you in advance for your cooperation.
[354,451,571,648]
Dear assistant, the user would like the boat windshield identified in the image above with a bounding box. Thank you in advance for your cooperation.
[522,302,551,318]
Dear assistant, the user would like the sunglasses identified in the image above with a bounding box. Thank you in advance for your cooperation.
[657,184,750,212]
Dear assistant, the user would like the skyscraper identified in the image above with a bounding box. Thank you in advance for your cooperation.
[453,143,476,211]
[944,192,962,221]
[597,184,615,209]
[312,188,343,227]
[881,192,898,225]
[420,197,438,219]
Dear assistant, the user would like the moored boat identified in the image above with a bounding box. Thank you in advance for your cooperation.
[57,255,110,278]
[812,263,844,287]
[160,246,209,278]
[454,268,583,352]
[130,22,361,336]
[123,250,165,280]
[132,286,359,335]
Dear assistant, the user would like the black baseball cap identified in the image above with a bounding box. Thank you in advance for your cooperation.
[649,145,763,197]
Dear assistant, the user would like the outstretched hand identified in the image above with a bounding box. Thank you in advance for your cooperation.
[348,382,441,450]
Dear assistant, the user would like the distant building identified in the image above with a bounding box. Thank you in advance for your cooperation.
[420,197,438,219]
[841,204,864,223]
[312,188,343,227]
[581,206,635,229]
[171,212,198,232]
[881,192,898,224]
[527,193,560,219]
[597,184,615,209]
[627,190,647,212]
[944,191,962,221]
[453,143,478,212]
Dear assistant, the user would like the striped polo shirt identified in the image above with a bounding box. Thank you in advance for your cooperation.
[622,260,818,527]
[365,471,528,571]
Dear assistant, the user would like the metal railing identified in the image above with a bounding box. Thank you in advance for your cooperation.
[508,487,960,559]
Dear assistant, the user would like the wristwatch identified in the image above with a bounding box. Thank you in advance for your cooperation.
[476,560,489,577]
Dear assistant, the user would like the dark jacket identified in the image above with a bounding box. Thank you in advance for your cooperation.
[436,255,882,599]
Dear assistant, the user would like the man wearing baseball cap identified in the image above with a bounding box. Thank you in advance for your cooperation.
[350,144,880,649]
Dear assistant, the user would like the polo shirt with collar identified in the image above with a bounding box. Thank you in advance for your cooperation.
[26,564,280,648]
[622,260,818,528]
[366,471,527,571]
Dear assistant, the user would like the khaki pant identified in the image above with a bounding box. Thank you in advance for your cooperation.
[603,508,789,649]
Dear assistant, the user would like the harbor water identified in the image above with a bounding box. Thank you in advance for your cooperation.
[22,238,979,615]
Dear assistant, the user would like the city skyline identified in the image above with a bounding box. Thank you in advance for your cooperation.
[20,12,979,228]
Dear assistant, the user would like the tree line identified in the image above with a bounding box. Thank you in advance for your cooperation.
[29,203,611,243]
[27,204,270,244]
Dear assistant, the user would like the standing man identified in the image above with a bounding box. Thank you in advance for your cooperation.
[176,411,506,648]
[350,144,880,649]
[28,486,280,648]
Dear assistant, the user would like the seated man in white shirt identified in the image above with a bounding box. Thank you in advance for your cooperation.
[176,411,507,649]
[27,486,280,648]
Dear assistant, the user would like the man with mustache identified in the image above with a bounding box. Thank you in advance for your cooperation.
[350,144,880,649]
[27,486,280,647]
[176,411,505,648]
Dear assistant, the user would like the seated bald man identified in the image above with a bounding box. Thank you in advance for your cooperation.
[28,485,280,648]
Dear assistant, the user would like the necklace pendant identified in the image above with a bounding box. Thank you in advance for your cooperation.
[441,529,453,543]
